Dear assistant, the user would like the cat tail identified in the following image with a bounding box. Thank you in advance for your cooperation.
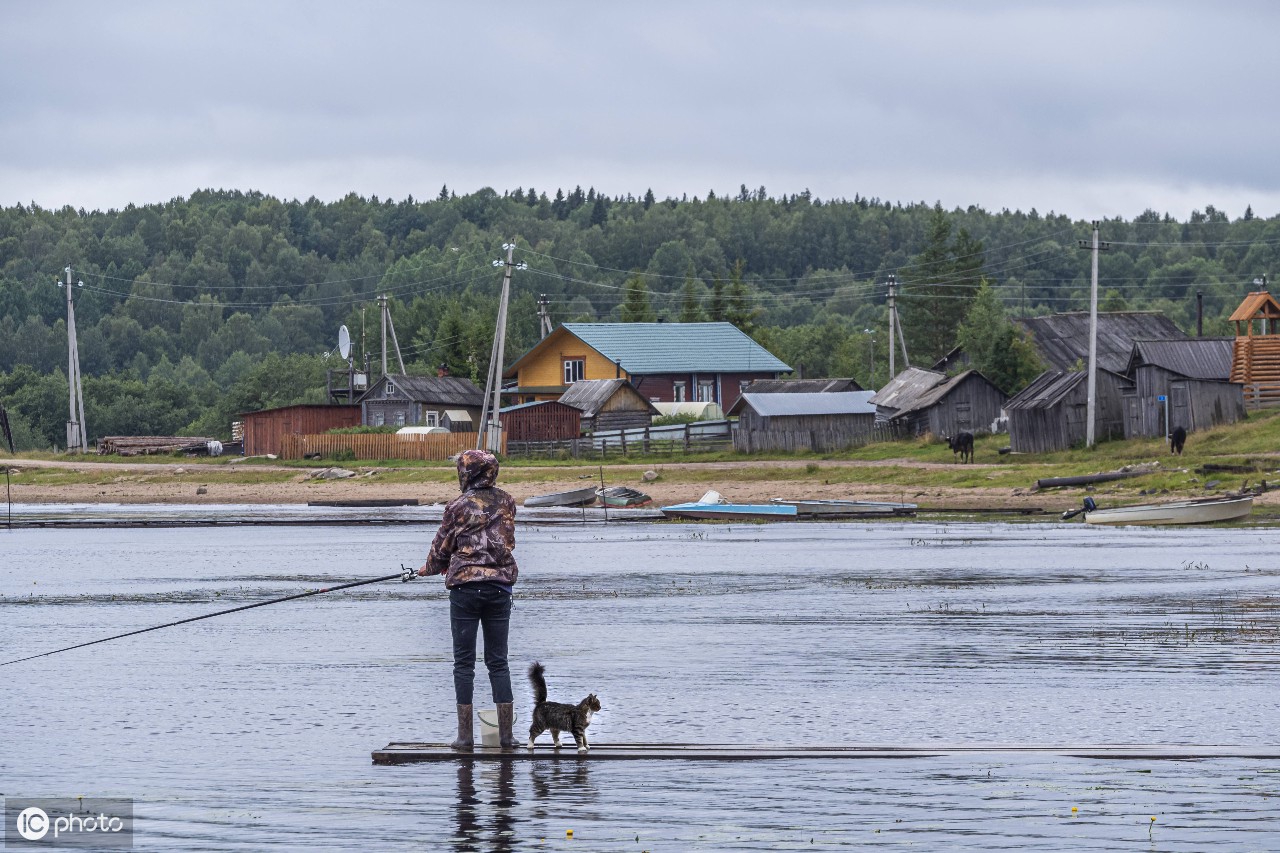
[528,661,547,705]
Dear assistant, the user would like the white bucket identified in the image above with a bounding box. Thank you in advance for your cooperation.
[476,708,515,746]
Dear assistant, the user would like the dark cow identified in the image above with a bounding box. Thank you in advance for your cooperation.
[945,431,974,464]
[1170,425,1187,456]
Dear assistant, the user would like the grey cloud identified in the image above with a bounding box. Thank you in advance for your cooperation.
[2,1,1278,217]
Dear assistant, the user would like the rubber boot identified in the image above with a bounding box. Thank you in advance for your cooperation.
[497,702,517,750]
[451,704,474,751]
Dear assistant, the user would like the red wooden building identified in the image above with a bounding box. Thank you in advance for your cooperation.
[239,404,362,456]
[499,401,582,441]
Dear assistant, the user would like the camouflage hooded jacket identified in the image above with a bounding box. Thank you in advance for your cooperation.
[425,449,519,588]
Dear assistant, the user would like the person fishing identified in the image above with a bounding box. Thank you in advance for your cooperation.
[419,449,519,751]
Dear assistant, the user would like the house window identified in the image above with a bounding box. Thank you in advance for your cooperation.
[374,412,385,427]
[673,381,686,402]
[697,380,715,402]
[426,411,440,428]
[564,358,585,384]
[384,382,395,398]
[394,411,406,426]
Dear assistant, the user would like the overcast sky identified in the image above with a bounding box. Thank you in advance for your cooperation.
[3,1,1277,221]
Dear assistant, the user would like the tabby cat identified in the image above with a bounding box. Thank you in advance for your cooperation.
[526,662,600,753]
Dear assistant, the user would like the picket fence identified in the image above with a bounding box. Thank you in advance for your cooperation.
[280,432,498,461]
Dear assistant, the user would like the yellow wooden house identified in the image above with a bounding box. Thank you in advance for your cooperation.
[503,322,791,412]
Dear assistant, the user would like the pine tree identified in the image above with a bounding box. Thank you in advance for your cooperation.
[723,260,759,334]
[620,274,656,323]
[643,188,655,210]
[900,204,985,365]
[955,281,1043,393]
[679,269,705,322]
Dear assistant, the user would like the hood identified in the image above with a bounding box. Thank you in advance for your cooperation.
[456,449,499,491]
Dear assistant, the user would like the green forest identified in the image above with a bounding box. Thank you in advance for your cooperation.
[1,184,1276,450]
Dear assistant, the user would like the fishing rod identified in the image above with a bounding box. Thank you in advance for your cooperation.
[0,401,13,530]
[0,565,421,667]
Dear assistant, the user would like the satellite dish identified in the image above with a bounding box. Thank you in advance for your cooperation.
[337,325,351,360]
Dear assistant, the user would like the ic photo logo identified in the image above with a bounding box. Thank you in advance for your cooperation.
[15,809,47,841]
[5,798,133,849]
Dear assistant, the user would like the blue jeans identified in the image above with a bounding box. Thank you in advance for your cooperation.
[449,583,513,705]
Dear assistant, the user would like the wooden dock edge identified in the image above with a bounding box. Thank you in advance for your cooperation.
[371,742,1280,764]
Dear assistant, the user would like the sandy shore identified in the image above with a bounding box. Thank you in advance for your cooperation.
[8,457,1277,515]
[5,457,1038,510]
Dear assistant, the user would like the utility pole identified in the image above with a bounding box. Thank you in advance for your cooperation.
[1077,222,1111,447]
[379,294,388,377]
[887,274,897,379]
[61,266,88,453]
[477,242,526,451]
[378,295,405,377]
[537,293,553,339]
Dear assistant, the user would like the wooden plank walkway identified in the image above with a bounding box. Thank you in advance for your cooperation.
[372,742,1280,764]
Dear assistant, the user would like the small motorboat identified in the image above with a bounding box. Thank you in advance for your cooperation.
[660,491,797,521]
[597,486,652,508]
[523,486,600,508]
[770,498,917,517]
[1064,494,1254,526]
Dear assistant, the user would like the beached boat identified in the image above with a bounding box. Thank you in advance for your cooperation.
[597,486,652,508]
[523,486,599,508]
[770,498,917,517]
[1072,495,1253,526]
[661,490,797,521]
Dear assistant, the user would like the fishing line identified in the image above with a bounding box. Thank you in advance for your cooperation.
[0,566,420,667]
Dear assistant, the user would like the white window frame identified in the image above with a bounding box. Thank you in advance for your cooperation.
[373,412,385,427]
[672,381,686,402]
[384,382,395,398]
[697,381,715,402]
[425,410,440,428]
[564,358,585,384]
[394,410,406,426]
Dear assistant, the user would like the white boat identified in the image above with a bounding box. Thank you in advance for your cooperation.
[1076,495,1253,526]
[770,498,917,516]
[523,486,599,508]
[661,490,797,521]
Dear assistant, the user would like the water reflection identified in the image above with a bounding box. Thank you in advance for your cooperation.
[452,760,517,853]
[530,759,595,817]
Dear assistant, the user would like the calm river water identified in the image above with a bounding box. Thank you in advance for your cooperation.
[2,514,1278,850]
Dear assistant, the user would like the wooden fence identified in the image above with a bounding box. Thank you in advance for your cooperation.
[734,421,906,453]
[280,432,497,461]
[507,421,733,459]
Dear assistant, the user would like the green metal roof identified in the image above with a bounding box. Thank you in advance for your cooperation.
[562,322,791,374]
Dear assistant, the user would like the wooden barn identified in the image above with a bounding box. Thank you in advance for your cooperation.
[729,391,877,453]
[498,401,582,442]
[870,368,1007,437]
[1121,338,1245,438]
[1004,370,1128,453]
[358,374,484,430]
[1014,311,1188,374]
[557,379,660,433]
[240,404,361,456]
[1229,290,1280,409]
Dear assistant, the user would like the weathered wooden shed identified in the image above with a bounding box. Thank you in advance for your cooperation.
[1014,311,1188,373]
[1229,290,1280,409]
[1004,370,1128,453]
[499,401,582,441]
[240,404,361,456]
[557,379,660,432]
[1120,338,1245,438]
[870,368,1006,437]
[744,378,864,393]
[728,391,877,452]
